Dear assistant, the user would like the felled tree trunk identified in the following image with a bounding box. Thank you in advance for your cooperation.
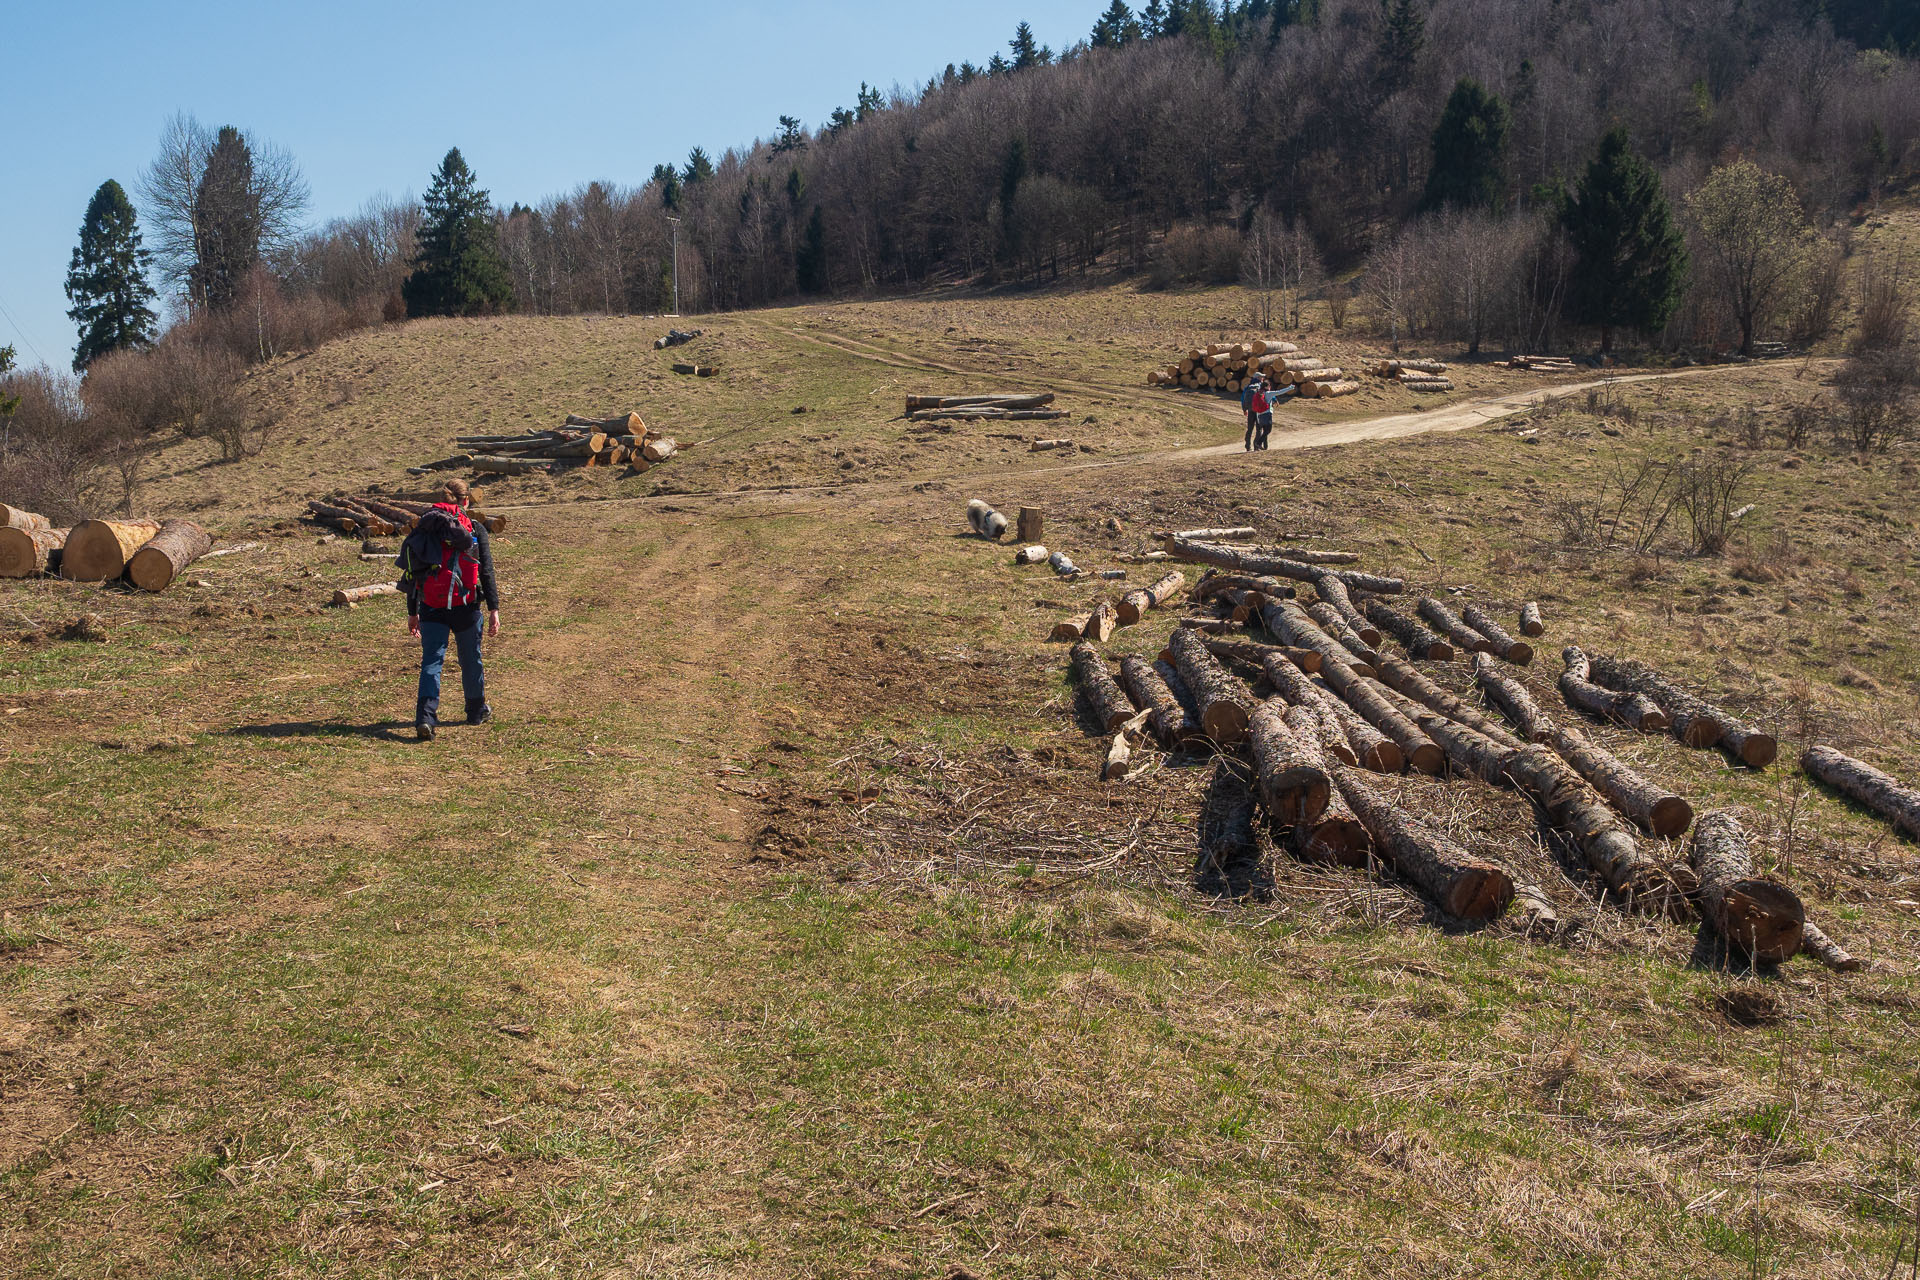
[1201,636,1323,675]
[1118,571,1186,625]
[1048,614,1091,642]
[1071,641,1136,733]
[1691,810,1805,963]
[1798,922,1862,972]
[1559,646,1671,732]
[1587,654,1777,766]
[1333,766,1515,921]
[1314,575,1381,645]
[126,520,213,592]
[1472,653,1557,742]
[1169,626,1252,746]
[1163,537,1403,594]
[331,583,399,606]
[1120,655,1198,747]
[1103,708,1152,781]
[1083,600,1118,643]
[0,526,68,578]
[1249,702,1331,825]
[1374,654,1527,750]
[1260,599,1376,677]
[1282,705,1370,865]
[1191,572,1297,604]
[1359,597,1453,661]
[1257,652,1400,772]
[1462,604,1533,664]
[1550,727,1694,837]
[640,437,678,462]
[1418,597,1495,655]
[1308,602,1382,666]
[1316,655,1444,774]
[59,519,162,581]
[1801,745,1920,841]
[1520,602,1545,637]
[1014,545,1048,565]
[2,505,50,531]
[471,455,554,475]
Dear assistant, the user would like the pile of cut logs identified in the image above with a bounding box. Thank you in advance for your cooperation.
[1,503,212,591]
[1503,354,1579,373]
[993,521,1863,969]
[1147,341,1359,399]
[304,494,509,539]
[906,393,1066,423]
[1364,358,1453,393]
[410,413,676,476]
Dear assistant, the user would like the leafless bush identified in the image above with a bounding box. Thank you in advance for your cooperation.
[1161,224,1244,287]
[1791,242,1843,345]
[1585,386,1637,425]
[1833,345,1918,451]
[1853,255,1909,354]
[1677,459,1752,555]
[1326,281,1351,330]
[1601,456,1685,554]
[1548,495,1603,547]
[1778,401,1820,449]
[0,368,113,522]
[1730,407,1765,449]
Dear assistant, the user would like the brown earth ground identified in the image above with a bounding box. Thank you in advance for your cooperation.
[4,281,1918,1278]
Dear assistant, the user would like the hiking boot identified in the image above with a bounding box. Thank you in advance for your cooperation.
[416,700,438,741]
[466,703,493,726]
[417,719,436,742]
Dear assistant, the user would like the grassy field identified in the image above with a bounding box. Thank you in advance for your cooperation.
[4,279,1918,1278]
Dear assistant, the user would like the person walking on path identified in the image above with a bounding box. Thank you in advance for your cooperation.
[401,479,499,740]
[1250,379,1275,451]
[1240,374,1262,451]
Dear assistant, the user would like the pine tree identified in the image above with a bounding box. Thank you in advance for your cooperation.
[1141,0,1170,36]
[1009,23,1052,69]
[402,148,514,318]
[0,347,20,424]
[1091,0,1140,46]
[795,207,829,293]
[682,147,714,185]
[774,115,807,153]
[856,83,884,119]
[65,179,158,371]
[1375,0,1425,95]
[1422,78,1510,211]
[652,163,682,211]
[189,126,263,310]
[1562,128,1688,352]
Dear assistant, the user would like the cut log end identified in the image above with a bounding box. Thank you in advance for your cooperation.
[1649,796,1697,839]
[1445,868,1517,923]
[1204,703,1251,747]
[1720,880,1807,963]
[1736,734,1779,770]
[1408,742,1446,776]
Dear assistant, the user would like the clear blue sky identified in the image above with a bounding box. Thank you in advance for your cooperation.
[1,0,1097,372]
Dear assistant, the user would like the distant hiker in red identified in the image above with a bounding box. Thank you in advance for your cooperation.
[398,479,499,741]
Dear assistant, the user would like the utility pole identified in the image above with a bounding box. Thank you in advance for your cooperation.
[665,216,681,316]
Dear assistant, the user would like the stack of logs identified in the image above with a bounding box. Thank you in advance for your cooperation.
[410,413,676,476]
[305,494,509,539]
[1147,341,1359,399]
[906,393,1066,423]
[1036,527,1858,969]
[0,504,212,591]
[1504,354,1579,373]
[1364,358,1453,393]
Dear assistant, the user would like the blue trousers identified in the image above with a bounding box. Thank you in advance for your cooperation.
[417,617,485,718]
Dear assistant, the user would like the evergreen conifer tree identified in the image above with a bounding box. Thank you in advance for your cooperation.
[1421,78,1510,211]
[682,147,715,185]
[1561,128,1688,352]
[1009,23,1052,69]
[1375,0,1425,94]
[402,148,514,318]
[65,179,158,371]
[796,208,829,293]
[1141,0,1170,36]
[190,126,263,310]
[1091,0,1140,46]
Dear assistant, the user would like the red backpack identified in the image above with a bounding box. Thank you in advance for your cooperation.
[1250,388,1270,415]
[405,504,481,610]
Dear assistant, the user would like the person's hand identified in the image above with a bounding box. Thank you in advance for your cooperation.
[487,610,500,638]
[408,616,421,637]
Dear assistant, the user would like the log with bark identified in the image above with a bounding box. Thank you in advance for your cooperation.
[966,499,1009,540]
[641,438,678,463]
[1801,745,1920,841]
[1418,715,1685,912]
[1559,645,1670,732]
[1173,615,1237,636]
[1103,708,1154,781]
[1030,438,1074,452]
[471,455,556,475]
[2,505,50,531]
[1373,653,1527,750]
[1014,545,1048,565]
[1048,613,1092,642]
[1047,551,1078,577]
[1017,507,1044,542]
[1359,597,1453,660]
[1550,726,1694,837]
[1691,810,1805,963]
[1255,652,1398,771]
[1315,654,1444,774]
[1249,702,1331,825]
[1462,604,1532,664]
[1071,642,1136,733]
[1259,599,1376,677]
[1418,597,1495,655]
[126,520,213,592]
[59,519,162,581]
[330,582,400,607]
[1233,546,1361,565]
[906,393,1056,411]
[1587,654,1777,766]
[1117,571,1186,625]
[1163,537,1403,593]
[1281,705,1369,865]
[1519,602,1545,637]
[1083,600,1118,643]
[1307,602,1382,667]
[1472,653,1556,743]
[1168,526,1256,541]
[1199,636,1323,675]
[1168,626,1253,746]
[1333,766,1515,921]
[1798,921,1862,972]
[1120,656,1199,747]
[1191,571,1297,603]
[0,526,68,578]
[1314,575,1381,646]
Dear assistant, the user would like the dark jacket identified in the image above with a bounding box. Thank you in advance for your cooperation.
[406,513,499,626]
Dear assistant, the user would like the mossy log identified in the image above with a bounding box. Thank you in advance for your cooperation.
[1691,810,1805,963]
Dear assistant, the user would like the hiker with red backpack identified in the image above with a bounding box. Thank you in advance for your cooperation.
[398,479,500,741]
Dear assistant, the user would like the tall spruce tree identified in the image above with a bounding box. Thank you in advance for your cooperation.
[65,179,158,371]
[189,126,264,310]
[402,148,513,318]
[1422,78,1510,211]
[1010,22,1051,69]
[1091,1,1140,46]
[1141,0,1170,36]
[1561,128,1688,352]
[795,207,829,293]
[1375,0,1425,94]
